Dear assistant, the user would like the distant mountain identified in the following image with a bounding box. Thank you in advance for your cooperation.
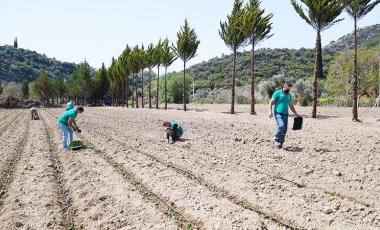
[324,24,380,53]
[187,24,380,90]
[0,45,78,83]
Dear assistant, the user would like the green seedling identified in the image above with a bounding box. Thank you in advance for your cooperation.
[170,211,178,220]
[68,140,85,148]
[300,180,307,187]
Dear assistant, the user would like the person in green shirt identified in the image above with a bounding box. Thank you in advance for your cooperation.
[66,100,74,111]
[268,82,299,149]
[57,106,84,150]
[163,121,183,144]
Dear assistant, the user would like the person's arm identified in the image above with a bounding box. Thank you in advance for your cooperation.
[268,98,275,118]
[289,102,299,117]
[72,119,78,128]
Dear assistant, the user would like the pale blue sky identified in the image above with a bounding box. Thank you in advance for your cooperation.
[1,0,379,73]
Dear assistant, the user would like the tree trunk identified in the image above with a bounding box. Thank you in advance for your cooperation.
[135,73,139,108]
[131,75,135,108]
[126,77,129,108]
[115,83,119,107]
[230,50,236,114]
[121,80,125,107]
[148,68,152,109]
[141,69,144,108]
[183,61,187,111]
[352,18,359,122]
[250,41,256,115]
[156,66,160,109]
[312,31,322,118]
[165,67,168,110]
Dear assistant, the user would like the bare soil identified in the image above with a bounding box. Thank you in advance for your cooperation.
[0,104,379,230]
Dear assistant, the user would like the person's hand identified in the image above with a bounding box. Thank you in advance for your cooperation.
[77,129,82,133]
[268,111,273,118]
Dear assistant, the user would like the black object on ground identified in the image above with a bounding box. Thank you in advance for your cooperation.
[293,116,303,130]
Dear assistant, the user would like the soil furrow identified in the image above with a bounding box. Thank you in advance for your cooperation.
[80,106,380,208]
[0,115,68,229]
[40,109,179,230]
[43,109,281,229]
[0,111,29,196]
[67,106,379,229]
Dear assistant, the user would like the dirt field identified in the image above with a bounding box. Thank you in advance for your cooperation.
[0,104,379,230]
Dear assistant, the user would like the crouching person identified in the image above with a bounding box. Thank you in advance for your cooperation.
[30,107,39,120]
[163,121,183,144]
[57,106,84,151]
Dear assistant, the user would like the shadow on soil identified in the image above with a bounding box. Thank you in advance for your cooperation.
[315,115,340,119]
[283,146,303,152]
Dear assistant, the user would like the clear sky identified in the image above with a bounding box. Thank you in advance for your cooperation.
[1,0,379,73]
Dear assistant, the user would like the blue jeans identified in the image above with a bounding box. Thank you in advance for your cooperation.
[274,112,288,143]
[58,122,73,149]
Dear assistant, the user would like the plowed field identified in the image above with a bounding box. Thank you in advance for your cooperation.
[0,104,379,230]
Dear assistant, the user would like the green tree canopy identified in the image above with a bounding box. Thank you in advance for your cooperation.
[67,61,93,104]
[92,63,110,102]
[161,38,178,109]
[159,72,192,104]
[53,76,67,104]
[345,0,380,121]
[219,0,246,114]
[173,19,200,111]
[242,0,273,115]
[32,70,54,105]
[327,48,380,98]
[20,79,29,100]
[291,0,346,118]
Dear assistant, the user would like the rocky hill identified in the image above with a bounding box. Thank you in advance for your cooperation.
[0,45,78,83]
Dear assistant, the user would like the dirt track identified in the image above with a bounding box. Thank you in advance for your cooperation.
[0,104,379,229]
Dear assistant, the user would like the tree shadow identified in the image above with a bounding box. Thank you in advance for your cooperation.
[283,146,303,152]
[178,138,191,142]
[315,115,340,119]
[221,111,244,115]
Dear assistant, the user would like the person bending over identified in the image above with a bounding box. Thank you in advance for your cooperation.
[163,121,183,144]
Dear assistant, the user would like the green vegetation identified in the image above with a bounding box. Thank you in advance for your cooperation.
[291,0,347,118]
[68,140,85,148]
[20,79,29,99]
[345,0,380,121]
[0,45,78,82]
[1,11,379,111]
[173,19,200,111]
[219,0,247,114]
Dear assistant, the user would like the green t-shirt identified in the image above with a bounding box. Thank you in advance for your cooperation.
[170,121,183,137]
[58,108,78,124]
[272,89,292,114]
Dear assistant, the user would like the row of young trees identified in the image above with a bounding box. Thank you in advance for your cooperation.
[31,62,104,106]
[291,0,380,121]
[26,0,380,121]
[28,19,200,110]
[102,19,200,111]
[220,0,379,121]
[219,0,273,115]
